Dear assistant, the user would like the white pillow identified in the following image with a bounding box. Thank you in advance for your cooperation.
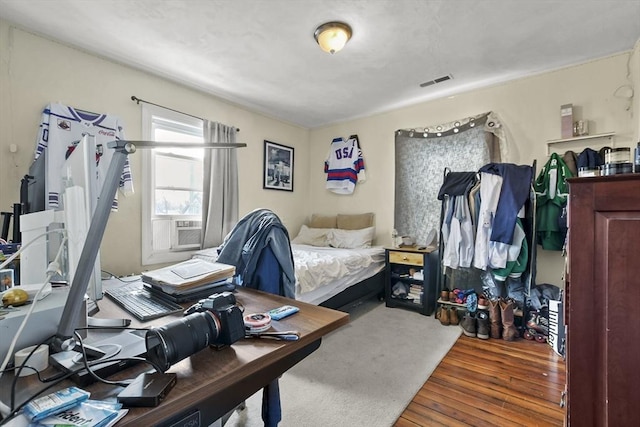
[292,225,331,247]
[328,226,375,249]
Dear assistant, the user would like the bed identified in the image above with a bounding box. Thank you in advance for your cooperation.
[292,244,385,307]
[194,212,386,310]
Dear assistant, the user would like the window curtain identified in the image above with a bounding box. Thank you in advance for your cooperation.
[201,121,239,248]
[394,111,507,245]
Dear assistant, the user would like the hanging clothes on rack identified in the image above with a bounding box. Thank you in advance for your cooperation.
[472,172,504,271]
[436,162,536,310]
[477,163,533,244]
[467,179,481,236]
[438,171,477,270]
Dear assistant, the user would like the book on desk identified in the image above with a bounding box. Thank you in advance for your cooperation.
[141,259,236,294]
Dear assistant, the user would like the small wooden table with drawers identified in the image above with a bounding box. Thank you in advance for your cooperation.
[384,246,438,316]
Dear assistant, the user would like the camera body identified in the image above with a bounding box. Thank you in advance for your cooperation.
[188,291,236,313]
[186,291,245,346]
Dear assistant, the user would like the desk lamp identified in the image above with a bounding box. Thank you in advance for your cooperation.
[50,139,245,354]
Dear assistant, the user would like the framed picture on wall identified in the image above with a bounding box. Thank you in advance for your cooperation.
[263,140,294,192]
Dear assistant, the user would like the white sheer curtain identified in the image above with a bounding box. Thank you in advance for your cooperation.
[201,120,239,248]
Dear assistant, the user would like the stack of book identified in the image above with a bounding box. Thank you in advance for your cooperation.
[408,284,423,304]
[141,258,236,302]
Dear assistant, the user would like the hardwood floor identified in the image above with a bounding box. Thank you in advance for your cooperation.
[394,335,566,427]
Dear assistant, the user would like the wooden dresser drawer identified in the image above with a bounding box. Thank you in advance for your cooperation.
[389,251,423,266]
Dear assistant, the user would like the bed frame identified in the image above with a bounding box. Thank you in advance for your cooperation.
[318,270,385,311]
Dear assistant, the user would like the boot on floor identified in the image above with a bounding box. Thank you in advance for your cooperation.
[448,307,459,326]
[500,298,519,341]
[438,305,450,326]
[488,299,502,339]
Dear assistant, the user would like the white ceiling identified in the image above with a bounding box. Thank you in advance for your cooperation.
[1,0,639,128]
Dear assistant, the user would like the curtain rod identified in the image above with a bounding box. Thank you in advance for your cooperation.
[130,95,239,132]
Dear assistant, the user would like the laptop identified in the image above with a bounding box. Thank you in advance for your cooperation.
[49,329,148,387]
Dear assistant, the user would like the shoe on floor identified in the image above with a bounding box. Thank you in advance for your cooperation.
[478,295,488,310]
[459,312,476,337]
[476,310,490,340]
[439,305,450,326]
[448,307,459,326]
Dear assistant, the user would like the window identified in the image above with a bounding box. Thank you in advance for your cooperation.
[141,105,204,265]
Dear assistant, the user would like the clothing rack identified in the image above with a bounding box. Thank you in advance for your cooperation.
[130,95,240,132]
[437,161,538,305]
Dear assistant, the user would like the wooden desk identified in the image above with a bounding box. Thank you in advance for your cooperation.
[4,287,349,426]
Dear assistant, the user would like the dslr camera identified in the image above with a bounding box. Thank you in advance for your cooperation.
[185,291,245,346]
[145,291,246,372]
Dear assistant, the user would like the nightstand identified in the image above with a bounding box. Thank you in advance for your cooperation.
[384,246,438,316]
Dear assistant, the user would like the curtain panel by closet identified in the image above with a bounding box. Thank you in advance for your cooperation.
[394,112,507,245]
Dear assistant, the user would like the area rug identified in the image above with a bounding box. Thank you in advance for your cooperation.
[226,299,461,427]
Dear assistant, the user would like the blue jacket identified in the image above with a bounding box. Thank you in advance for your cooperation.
[478,163,533,245]
[217,208,296,298]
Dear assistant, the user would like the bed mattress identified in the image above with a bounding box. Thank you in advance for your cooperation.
[192,245,385,305]
[292,244,385,305]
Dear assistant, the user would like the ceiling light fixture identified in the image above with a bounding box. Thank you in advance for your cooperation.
[314,21,352,54]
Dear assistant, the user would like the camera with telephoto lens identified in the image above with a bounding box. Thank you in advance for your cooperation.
[145,292,245,372]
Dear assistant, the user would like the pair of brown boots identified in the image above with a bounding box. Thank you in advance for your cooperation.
[436,306,459,326]
[488,298,519,341]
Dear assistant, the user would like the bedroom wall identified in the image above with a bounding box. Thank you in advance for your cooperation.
[2,19,637,286]
[308,47,640,288]
[0,20,310,276]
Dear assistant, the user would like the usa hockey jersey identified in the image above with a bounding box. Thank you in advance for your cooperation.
[324,135,366,194]
[34,103,134,210]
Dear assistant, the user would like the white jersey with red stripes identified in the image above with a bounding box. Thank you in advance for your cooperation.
[34,102,133,210]
[324,135,366,195]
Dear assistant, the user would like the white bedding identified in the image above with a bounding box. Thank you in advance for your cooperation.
[292,244,385,304]
[192,244,385,305]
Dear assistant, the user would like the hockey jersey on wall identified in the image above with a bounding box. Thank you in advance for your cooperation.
[35,102,134,210]
[324,135,366,195]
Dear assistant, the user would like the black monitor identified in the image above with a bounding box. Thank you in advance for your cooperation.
[20,151,47,215]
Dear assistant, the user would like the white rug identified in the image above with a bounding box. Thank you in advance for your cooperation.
[226,299,461,427]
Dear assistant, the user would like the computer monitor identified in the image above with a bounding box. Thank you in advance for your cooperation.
[20,149,46,215]
[61,134,102,303]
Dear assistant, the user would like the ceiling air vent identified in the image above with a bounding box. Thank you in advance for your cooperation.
[419,74,453,88]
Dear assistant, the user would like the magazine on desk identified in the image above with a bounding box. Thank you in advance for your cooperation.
[141,258,235,292]
[13,400,127,427]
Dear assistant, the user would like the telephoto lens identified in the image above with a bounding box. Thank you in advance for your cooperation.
[145,311,221,372]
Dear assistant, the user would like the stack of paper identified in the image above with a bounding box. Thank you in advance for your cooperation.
[141,258,235,294]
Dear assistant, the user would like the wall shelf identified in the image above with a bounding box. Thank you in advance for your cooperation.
[546,132,615,155]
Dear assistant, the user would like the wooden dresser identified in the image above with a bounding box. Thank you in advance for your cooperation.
[566,174,640,426]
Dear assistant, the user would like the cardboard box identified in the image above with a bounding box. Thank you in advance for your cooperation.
[560,104,574,138]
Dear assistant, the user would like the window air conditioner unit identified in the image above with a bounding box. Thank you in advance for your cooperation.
[171,220,202,250]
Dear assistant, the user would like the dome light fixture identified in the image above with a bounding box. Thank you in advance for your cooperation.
[314,21,352,54]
